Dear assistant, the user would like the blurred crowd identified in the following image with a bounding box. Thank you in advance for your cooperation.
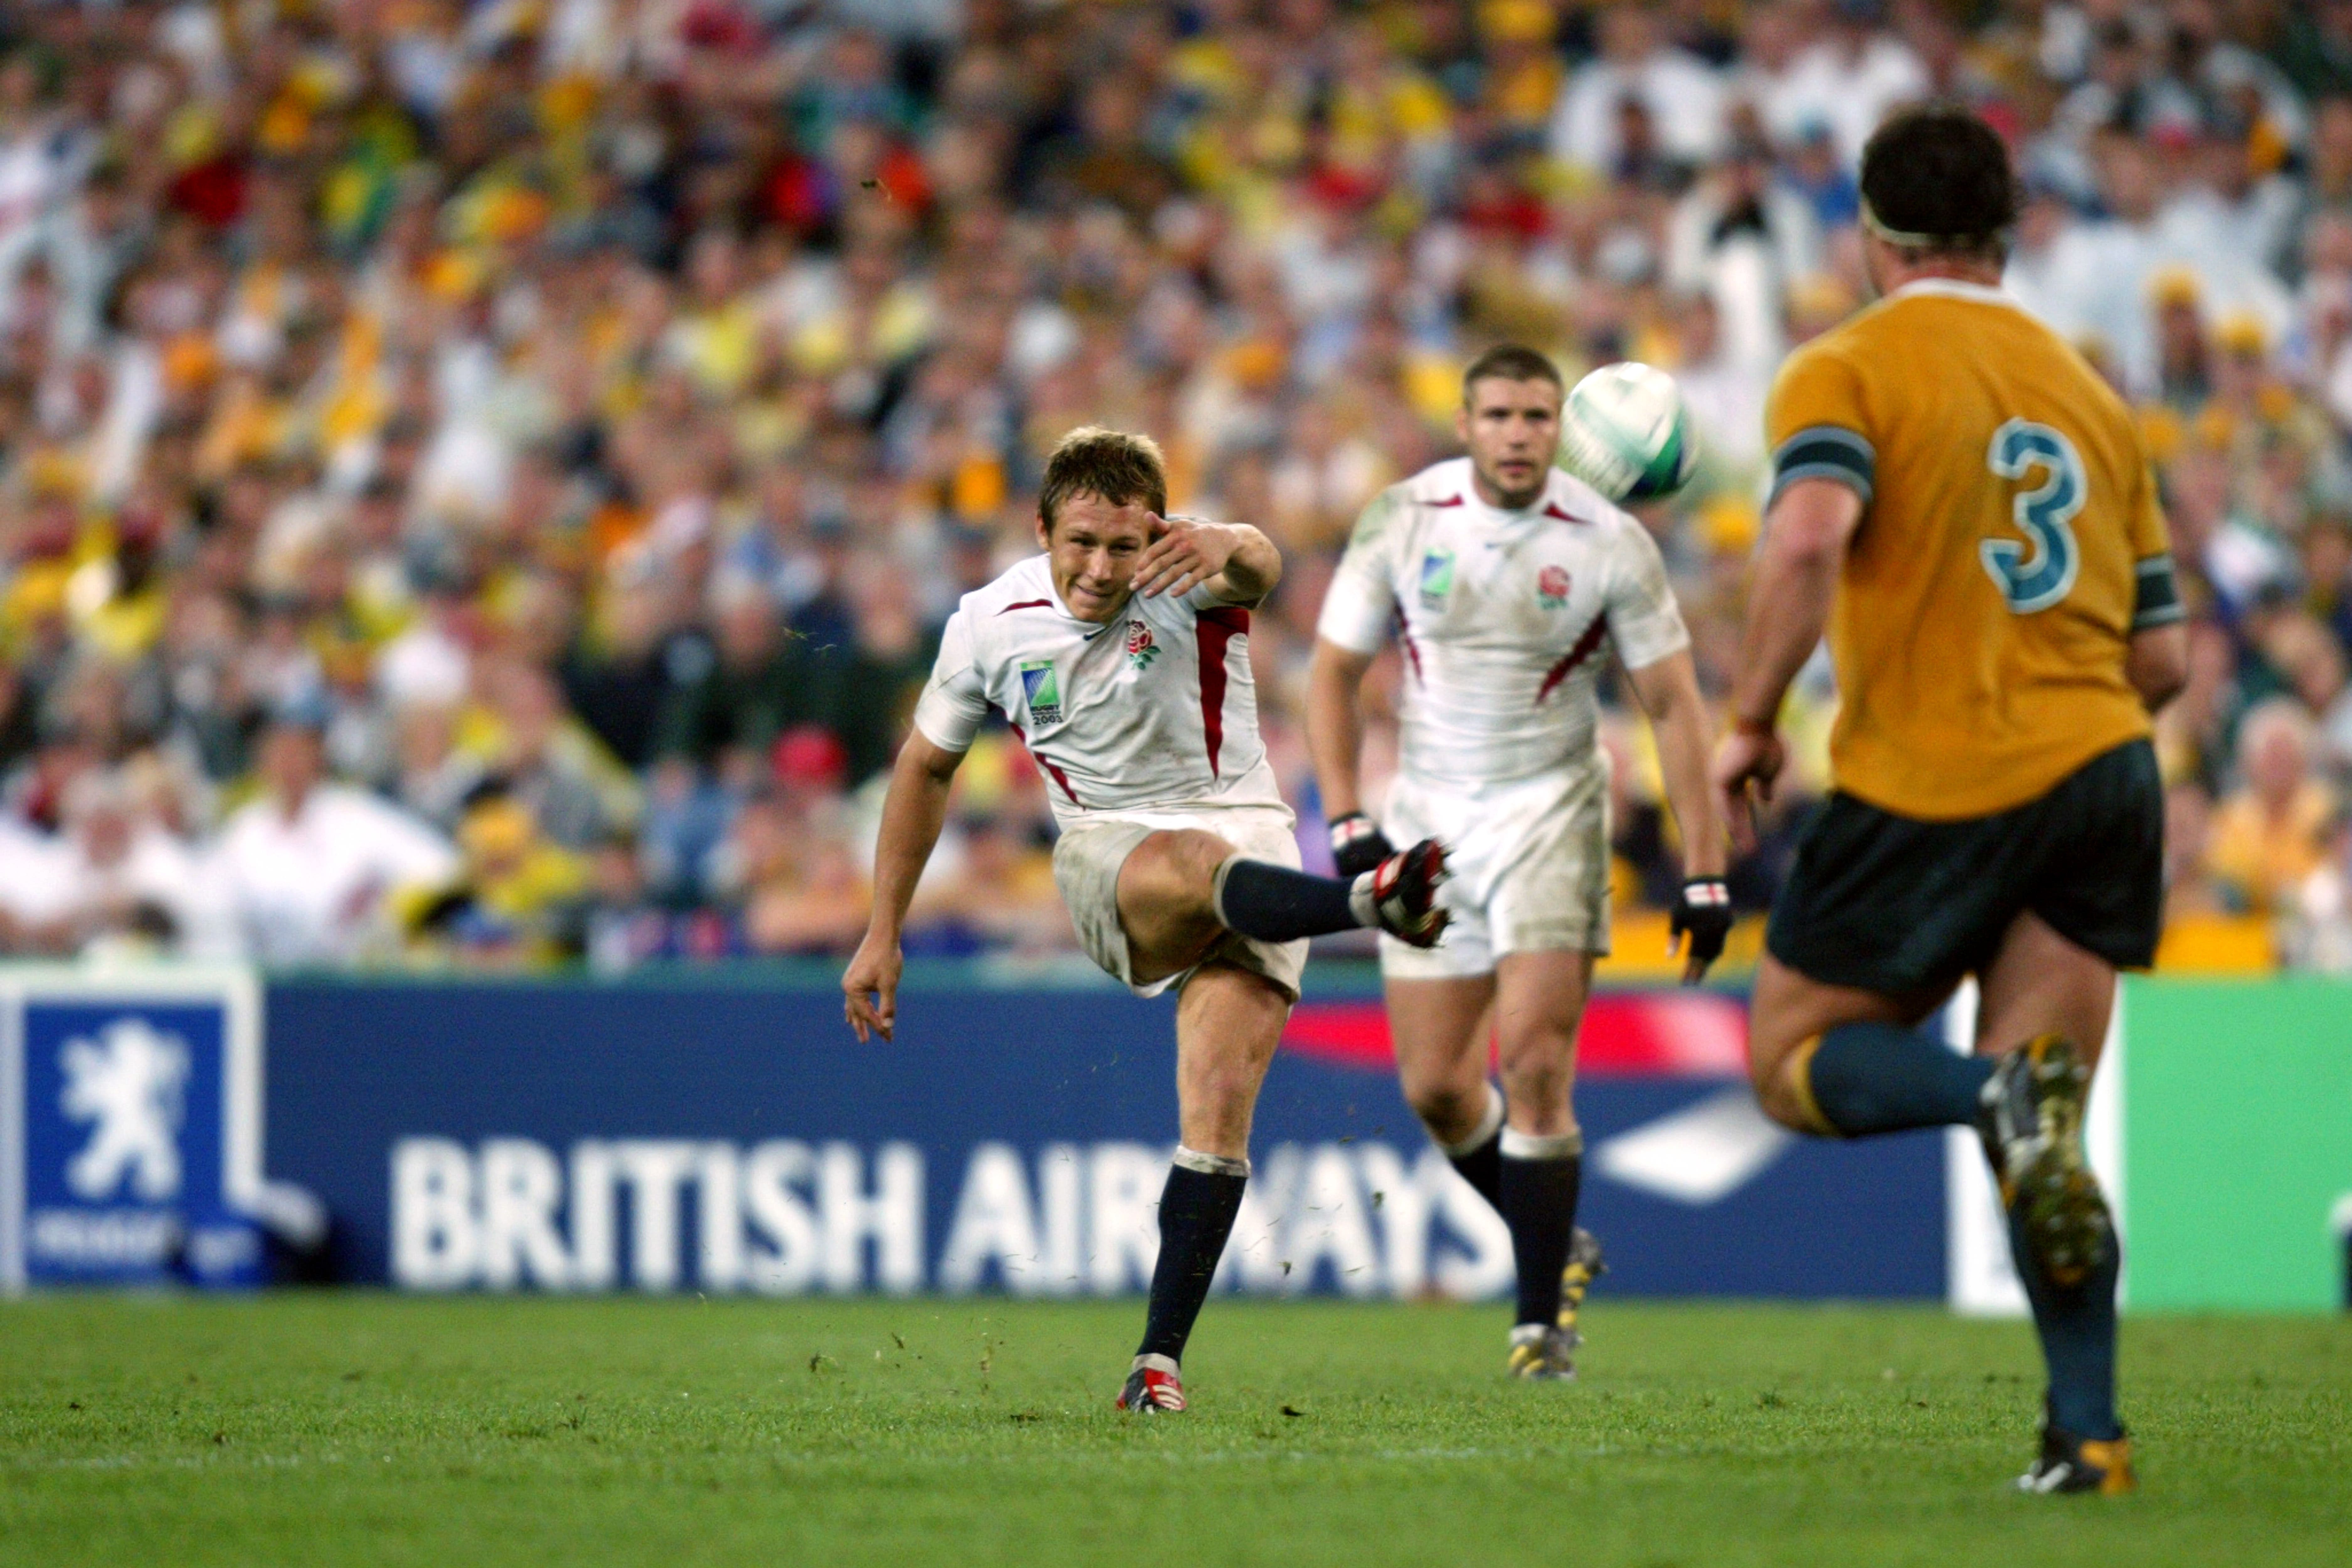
[6,0,2352,971]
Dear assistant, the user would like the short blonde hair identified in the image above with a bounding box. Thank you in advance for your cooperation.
[1038,426,1168,534]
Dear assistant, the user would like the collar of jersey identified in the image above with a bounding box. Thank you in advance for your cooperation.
[1043,576,1126,637]
[1886,277,2021,310]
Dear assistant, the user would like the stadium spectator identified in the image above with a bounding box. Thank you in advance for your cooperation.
[2206,697,2339,913]
[0,0,2344,972]
[211,708,459,965]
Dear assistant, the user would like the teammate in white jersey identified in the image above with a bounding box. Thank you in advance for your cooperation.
[845,427,1449,1415]
[1306,347,1731,1379]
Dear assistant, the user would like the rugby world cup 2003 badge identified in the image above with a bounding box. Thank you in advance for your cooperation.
[1125,619,1160,670]
[1020,660,1062,725]
[1418,547,1456,606]
[1538,564,1571,608]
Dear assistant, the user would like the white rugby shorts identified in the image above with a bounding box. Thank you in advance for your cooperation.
[1052,805,1310,1002]
[1378,761,1611,979]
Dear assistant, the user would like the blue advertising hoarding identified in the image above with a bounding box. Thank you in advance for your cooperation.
[258,969,1946,1299]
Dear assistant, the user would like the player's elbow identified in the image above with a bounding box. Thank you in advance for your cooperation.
[2127,624,2189,712]
[1763,520,1847,580]
[1234,533,1283,596]
[899,731,965,786]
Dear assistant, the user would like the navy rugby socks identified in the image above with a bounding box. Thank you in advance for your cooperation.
[1497,1130,1582,1327]
[1136,1149,1250,1365]
[1211,857,1375,942]
[2006,1193,2123,1440]
[1798,1021,1993,1136]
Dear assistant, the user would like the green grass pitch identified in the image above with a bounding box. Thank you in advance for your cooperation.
[2,1295,2346,1567]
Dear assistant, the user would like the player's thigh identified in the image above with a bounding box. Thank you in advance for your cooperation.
[1749,951,1948,1096]
[1489,948,1594,1129]
[1115,828,1233,981]
[1973,910,2118,1070]
[1491,947,1595,1073]
[1172,961,1292,1154]
[1384,974,1496,1114]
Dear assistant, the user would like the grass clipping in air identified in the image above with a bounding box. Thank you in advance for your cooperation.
[1,1296,2346,1566]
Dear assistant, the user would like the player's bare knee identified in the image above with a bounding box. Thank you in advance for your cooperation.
[1406,1081,1485,1142]
[1496,1019,1574,1087]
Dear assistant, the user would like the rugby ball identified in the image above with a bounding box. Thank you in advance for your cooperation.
[1558,361,1699,503]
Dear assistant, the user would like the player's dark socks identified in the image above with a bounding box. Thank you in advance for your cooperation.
[1210,856,1370,941]
[2006,1190,2123,1441]
[1438,1085,1506,1209]
[1498,1130,1582,1327]
[1799,1022,1994,1136]
[1136,1149,1250,1364]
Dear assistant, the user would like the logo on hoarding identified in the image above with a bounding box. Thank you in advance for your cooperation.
[0,970,302,1291]
[60,1019,190,1203]
[389,1136,1512,1300]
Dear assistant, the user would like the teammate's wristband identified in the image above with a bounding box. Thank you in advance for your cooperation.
[1329,812,1394,877]
[1680,877,1732,910]
[1731,713,1778,740]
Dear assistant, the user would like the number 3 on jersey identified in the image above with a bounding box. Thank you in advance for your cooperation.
[1981,419,2084,614]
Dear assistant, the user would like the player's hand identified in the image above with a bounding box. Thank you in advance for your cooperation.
[842,930,903,1042]
[1132,514,1237,600]
[1670,877,1734,984]
[1328,812,1394,878]
[1710,722,1786,856]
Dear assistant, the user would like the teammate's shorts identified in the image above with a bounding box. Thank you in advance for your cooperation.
[1052,806,1310,1003]
[1377,761,1611,980]
[1767,738,2163,996]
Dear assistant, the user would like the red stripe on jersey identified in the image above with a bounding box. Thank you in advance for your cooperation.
[1429,494,1464,507]
[1195,606,1249,777]
[1542,501,1583,523]
[1392,605,1422,682]
[1535,616,1609,704]
[1007,720,1082,804]
[996,599,1053,615]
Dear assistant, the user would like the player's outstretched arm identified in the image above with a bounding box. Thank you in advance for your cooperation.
[1712,477,1862,850]
[1626,648,1731,983]
[843,732,964,1042]
[1133,515,1282,606]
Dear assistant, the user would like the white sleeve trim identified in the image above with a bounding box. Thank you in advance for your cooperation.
[1315,566,1394,655]
[909,612,987,753]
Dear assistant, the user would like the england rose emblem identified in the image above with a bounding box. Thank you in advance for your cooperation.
[1538,565,1571,607]
[1126,619,1160,669]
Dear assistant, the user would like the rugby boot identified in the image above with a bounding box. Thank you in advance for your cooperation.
[1506,1323,1579,1381]
[1556,1226,1606,1345]
[1977,1034,2113,1287]
[1115,1354,1186,1414]
[2018,1424,2137,1496]
[1370,838,1450,948]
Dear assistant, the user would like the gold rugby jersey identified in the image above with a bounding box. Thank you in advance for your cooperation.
[1764,278,2182,820]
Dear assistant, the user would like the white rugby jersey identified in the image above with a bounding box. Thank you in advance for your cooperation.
[1316,457,1689,788]
[912,555,1288,825]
